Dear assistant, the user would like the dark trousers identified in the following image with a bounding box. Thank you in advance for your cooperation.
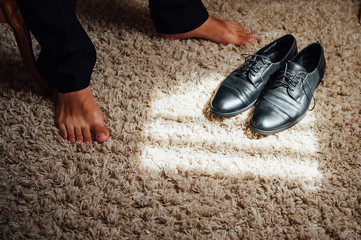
[16,0,209,93]
[149,0,208,34]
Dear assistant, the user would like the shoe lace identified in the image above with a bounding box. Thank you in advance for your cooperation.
[276,63,316,110]
[232,54,270,87]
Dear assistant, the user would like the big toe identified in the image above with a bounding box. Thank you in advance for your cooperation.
[93,126,110,143]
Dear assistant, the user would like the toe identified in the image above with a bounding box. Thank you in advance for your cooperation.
[93,126,110,143]
[75,127,83,143]
[67,127,76,144]
[223,29,253,46]
[82,127,92,145]
[235,31,256,44]
[57,123,68,139]
[247,35,257,43]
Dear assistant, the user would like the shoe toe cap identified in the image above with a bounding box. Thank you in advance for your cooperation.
[211,88,243,113]
[251,106,287,131]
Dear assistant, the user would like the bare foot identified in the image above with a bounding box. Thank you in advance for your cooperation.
[55,86,110,145]
[159,16,256,46]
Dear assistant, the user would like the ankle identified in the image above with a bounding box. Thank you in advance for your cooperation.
[56,87,93,104]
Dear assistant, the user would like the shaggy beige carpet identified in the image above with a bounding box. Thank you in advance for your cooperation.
[1,0,361,239]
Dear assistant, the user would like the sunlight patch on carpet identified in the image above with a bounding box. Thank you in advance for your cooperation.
[140,75,323,186]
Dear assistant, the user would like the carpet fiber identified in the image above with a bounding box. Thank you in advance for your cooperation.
[1,0,361,239]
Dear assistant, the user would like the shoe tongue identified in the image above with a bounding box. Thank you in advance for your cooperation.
[286,61,307,73]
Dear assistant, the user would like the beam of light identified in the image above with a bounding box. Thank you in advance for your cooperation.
[140,75,323,189]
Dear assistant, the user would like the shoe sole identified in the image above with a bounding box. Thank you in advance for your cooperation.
[249,110,309,135]
[210,98,258,118]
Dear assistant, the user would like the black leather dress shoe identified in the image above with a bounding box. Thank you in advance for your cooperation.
[210,34,297,117]
[250,42,326,135]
